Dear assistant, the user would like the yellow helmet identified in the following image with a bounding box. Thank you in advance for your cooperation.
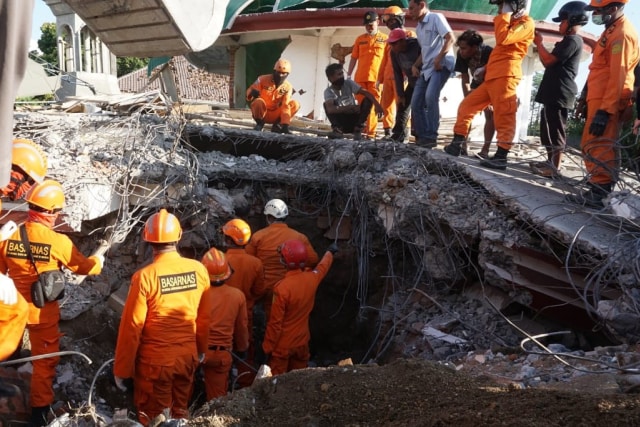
[383,6,404,17]
[143,208,182,243]
[12,139,47,183]
[274,59,292,74]
[222,218,252,245]
[202,248,232,283]
[26,179,65,211]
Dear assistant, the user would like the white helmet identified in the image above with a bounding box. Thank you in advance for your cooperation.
[264,198,288,218]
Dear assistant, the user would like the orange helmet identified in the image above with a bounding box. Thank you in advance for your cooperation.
[274,59,292,74]
[383,6,404,17]
[222,218,251,245]
[202,248,232,283]
[143,208,182,243]
[12,139,47,183]
[26,179,65,211]
[585,0,627,9]
[278,239,308,269]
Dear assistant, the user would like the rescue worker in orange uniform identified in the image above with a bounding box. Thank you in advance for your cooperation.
[0,180,103,427]
[566,0,639,207]
[377,6,415,139]
[262,240,337,375]
[246,59,301,134]
[443,0,534,170]
[245,199,318,324]
[199,248,249,400]
[347,11,388,139]
[221,218,265,387]
[113,209,211,425]
[0,138,47,364]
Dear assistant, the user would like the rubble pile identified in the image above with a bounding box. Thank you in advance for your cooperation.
[5,107,640,425]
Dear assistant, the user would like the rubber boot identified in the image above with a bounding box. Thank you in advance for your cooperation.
[279,124,292,134]
[29,405,51,427]
[565,182,612,208]
[253,120,264,131]
[443,134,467,157]
[480,146,509,170]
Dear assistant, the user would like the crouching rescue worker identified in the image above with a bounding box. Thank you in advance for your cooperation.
[0,138,48,364]
[199,248,249,400]
[262,239,338,375]
[222,218,265,387]
[0,180,103,426]
[113,209,210,425]
[246,59,300,134]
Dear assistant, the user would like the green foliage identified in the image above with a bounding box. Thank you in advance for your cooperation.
[117,57,150,77]
[36,23,58,67]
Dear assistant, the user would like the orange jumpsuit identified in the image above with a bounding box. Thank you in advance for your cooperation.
[0,169,35,201]
[262,251,333,375]
[351,32,387,137]
[245,222,318,321]
[246,75,301,126]
[377,29,416,132]
[0,221,102,407]
[582,16,639,185]
[199,284,248,400]
[453,13,534,151]
[113,251,210,425]
[0,291,27,360]
[224,247,265,387]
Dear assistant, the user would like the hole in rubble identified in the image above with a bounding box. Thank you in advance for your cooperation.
[184,129,325,161]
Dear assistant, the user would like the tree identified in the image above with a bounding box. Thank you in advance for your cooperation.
[117,57,150,77]
[37,23,58,67]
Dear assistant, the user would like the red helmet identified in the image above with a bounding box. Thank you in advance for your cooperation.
[222,218,251,245]
[278,239,308,269]
[202,248,232,282]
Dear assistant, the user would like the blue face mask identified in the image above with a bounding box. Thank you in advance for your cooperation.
[591,14,606,25]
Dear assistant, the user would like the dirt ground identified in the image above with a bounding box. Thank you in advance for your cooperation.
[188,358,640,427]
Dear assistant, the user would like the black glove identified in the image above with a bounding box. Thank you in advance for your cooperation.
[589,109,610,137]
[249,88,260,99]
[327,242,339,255]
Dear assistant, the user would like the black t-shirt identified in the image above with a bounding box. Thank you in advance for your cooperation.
[454,44,492,89]
[535,34,583,108]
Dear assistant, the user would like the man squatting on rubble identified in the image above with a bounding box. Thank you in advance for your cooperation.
[246,59,300,135]
[199,248,249,400]
[221,218,266,388]
[0,139,48,398]
[262,239,338,375]
[0,179,104,427]
[114,209,211,425]
[444,0,534,170]
[324,63,384,141]
[530,1,588,179]
[566,0,639,207]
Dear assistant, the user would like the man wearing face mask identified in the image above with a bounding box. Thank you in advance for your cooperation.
[246,59,301,134]
[347,11,388,139]
[323,63,384,140]
[566,0,638,207]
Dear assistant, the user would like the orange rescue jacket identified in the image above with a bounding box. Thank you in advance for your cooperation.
[200,284,249,352]
[245,222,318,290]
[262,251,333,356]
[113,251,211,378]
[485,13,534,81]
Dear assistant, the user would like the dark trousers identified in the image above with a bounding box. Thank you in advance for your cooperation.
[326,97,373,133]
[540,105,568,150]
[391,84,414,140]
